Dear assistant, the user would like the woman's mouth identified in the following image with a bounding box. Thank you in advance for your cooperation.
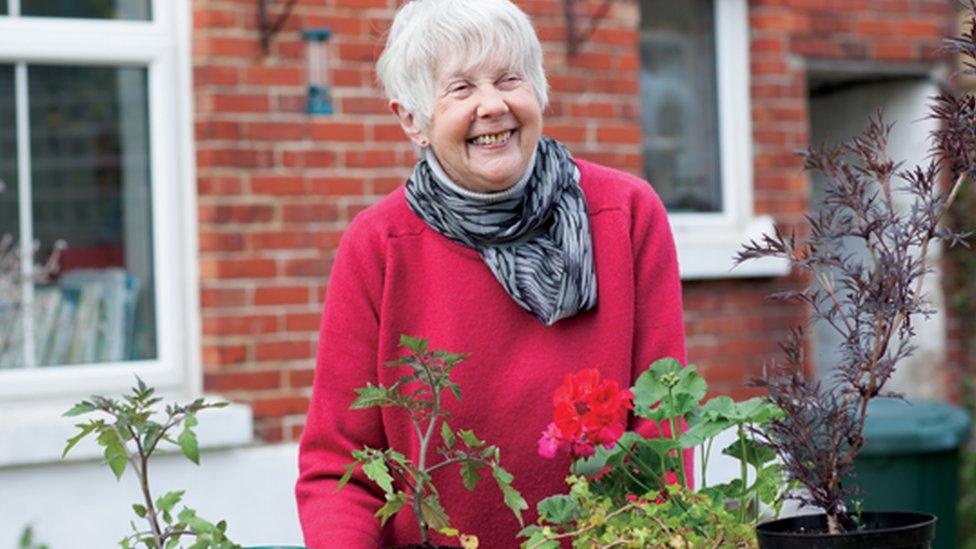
[468,129,514,146]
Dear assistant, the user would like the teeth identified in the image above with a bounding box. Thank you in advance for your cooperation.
[471,130,513,145]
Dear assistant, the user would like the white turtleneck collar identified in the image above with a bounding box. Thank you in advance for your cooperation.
[424,145,538,203]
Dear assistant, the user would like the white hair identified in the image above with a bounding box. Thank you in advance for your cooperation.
[376,0,549,130]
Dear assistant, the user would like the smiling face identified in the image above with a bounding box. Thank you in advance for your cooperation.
[394,58,543,193]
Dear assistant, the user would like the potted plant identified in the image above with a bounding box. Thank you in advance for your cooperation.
[520,359,790,548]
[63,378,239,548]
[337,335,527,549]
[733,5,976,546]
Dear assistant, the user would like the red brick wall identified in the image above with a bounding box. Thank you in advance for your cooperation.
[192,0,955,442]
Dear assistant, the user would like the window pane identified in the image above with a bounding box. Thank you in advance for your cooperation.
[639,0,722,213]
[0,64,22,368]
[22,0,151,20]
[28,64,156,366]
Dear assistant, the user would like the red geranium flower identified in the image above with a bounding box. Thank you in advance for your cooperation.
[538,369,633,459]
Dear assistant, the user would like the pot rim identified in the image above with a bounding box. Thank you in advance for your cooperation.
[755,510,937,538]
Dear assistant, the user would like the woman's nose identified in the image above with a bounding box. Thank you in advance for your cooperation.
[475,86,509,118]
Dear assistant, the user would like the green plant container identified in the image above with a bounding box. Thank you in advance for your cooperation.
[851,398,972,549]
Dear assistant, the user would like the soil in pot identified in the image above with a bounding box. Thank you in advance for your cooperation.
[756,511,936,549]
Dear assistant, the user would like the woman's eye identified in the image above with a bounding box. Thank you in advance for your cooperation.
[449,83,470,93]
[499,75,522,87]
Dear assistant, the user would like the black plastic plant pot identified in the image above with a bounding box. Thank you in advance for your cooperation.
[756,511,937,549]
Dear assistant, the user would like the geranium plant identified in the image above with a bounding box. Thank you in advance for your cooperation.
[521,359,788,548]
[733,4,976,535]
[337,335,527,548]
[62,378,237,548]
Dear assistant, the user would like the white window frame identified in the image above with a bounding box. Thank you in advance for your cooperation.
[657,0,789,279]
[0,0,202,403]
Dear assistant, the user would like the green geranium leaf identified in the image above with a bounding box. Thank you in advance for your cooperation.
[633,358,682,413]
[756,463,785,504]
[722,437,778,469]
[679,418,732,448]
[536,494,579,525]
[701,396,737,419]
[362,457,394,493]
[572,431,640,476]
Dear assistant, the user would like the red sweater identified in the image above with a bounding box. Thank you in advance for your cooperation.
[296,160,689,548]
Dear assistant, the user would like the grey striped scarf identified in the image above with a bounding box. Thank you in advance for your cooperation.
[405,136,597,325]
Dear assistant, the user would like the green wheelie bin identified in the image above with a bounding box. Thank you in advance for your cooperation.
[852,398,972,549]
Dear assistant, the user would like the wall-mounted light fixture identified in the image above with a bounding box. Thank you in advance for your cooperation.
[303,28,333,115]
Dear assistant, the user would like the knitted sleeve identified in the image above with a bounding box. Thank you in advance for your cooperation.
[295,214,388,549]
[627,181,695,488]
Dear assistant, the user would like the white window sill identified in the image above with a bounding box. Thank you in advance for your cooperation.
[672,215,791,280]
[0,396,253,468]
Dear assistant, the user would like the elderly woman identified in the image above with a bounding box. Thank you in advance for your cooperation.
[295,0,688,546]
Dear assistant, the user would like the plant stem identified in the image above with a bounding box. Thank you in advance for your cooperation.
[412,358,444,544]
[737,424,749,525]
[665,388,688,489]
[125,423,164,547]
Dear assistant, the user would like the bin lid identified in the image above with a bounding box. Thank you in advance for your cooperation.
[859,398,973,456]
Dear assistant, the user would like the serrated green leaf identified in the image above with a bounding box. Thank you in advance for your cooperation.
[399,334,428,353]
[445,381,462,401]
[419,496,450,531]
[63,402,96,417]
[178,422,200,465]
[375,492,408,526]
[132,503,147,518]
[491,465,527,526]
[62,422,97,459]
[350,384,395,409]
[536,494,579,525]
[460,461,481,491]
[458,429,485,448]
[336,460,360,492]
[155,490,185,513]
[165,535,181,549]
[362,457,394,493]
[441,421,456,449]
[97,429,129,480]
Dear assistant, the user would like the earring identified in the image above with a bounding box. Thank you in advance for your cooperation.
[418,139,429,148]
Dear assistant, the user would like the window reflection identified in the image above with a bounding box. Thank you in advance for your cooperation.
[23,65,157,366]
[22,0,151,20]
[639,0,723,213]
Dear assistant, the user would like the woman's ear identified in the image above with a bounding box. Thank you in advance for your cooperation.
[390,101,429,148]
